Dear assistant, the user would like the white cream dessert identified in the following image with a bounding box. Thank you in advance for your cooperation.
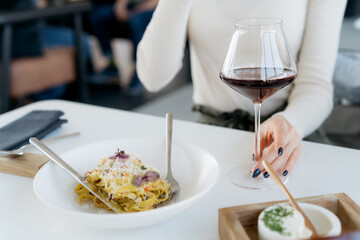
[258,204,313,240]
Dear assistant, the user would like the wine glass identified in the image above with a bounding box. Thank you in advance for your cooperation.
[220,18,297,189]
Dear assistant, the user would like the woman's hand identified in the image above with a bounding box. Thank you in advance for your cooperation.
[37,0,48,8]
[251,115,302,178]
[133,0,159,12]
[114,0,130,22]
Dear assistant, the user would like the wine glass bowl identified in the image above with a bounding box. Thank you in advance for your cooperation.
[220,18,297,189]
[219,68,296,103]
[220,18,297,104]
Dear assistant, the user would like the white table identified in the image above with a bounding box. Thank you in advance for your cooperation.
[1,100,359,240]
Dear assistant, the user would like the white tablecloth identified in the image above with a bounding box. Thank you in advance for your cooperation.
[1,100,359,240]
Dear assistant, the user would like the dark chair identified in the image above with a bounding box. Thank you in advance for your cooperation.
[10,47,76,99]
[0,1,91,113]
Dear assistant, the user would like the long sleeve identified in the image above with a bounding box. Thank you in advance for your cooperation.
[137,0,347,139]
[136,0,194,92]
[277,0,347,138]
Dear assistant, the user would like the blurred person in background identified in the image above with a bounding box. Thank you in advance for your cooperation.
[88,0,158,96]
[0,0,90,101]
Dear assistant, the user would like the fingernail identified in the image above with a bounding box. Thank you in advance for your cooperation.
[263,172,269,178]
[252,154,254,161]
[252,168,261,178]
[278,147,283,156]
[283,170,288,176]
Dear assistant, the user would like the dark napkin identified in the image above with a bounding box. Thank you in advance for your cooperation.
[0,110,67,151]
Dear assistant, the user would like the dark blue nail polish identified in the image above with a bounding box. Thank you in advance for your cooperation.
[263,172,269,178]
[252,168,261,178]
[278,147,283,156]
[252,154,254,161]
[283,170,288,176]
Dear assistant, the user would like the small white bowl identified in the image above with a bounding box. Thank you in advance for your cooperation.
[258,202,341,240]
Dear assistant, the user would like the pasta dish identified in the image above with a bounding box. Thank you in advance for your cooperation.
[75,149,171,213]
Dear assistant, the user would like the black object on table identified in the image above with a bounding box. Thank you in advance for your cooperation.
[0,1,92,113]
[0,110,67,151]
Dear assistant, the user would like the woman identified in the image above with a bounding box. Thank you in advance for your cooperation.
[136,0,347,178]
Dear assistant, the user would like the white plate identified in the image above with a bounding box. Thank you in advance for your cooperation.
[33,138,220,229]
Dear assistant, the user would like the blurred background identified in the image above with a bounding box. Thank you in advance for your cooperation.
[0,0,359,149]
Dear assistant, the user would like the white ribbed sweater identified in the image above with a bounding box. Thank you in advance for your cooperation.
[137,0,346,138]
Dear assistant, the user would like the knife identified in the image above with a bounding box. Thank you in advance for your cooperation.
[29,137,120,214]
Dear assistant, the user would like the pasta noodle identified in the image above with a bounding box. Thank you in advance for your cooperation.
[75,149,170,213]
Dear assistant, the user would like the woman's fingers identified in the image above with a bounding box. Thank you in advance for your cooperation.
[267,139,299,175]
[253,115,293,159]
[251,115,302,178]
[267,115,294,151]
[251,141,290,178]
[259,136,301,178]
[273,120,298,155]
[252,143,279,172]
[282,144,302,175]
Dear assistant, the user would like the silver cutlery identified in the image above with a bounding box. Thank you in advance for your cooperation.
[29,137,120,214]
[0,132,80,158]
[165,113,180,202]
[29,114,179,213]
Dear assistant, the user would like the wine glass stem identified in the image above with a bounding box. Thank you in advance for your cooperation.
[254,103,262,162]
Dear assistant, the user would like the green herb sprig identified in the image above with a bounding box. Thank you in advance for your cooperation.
[262,205,294,236]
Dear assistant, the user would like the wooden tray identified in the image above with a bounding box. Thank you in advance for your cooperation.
[219,193,360,240]
[0,153,49,178]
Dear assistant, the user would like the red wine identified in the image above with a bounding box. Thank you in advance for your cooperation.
[220,68,296,103]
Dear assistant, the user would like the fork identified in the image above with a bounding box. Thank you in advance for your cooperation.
[0,132,80,158]
[165,113,180,202]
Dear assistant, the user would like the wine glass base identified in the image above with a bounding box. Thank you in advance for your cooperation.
[227,163,288,190]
